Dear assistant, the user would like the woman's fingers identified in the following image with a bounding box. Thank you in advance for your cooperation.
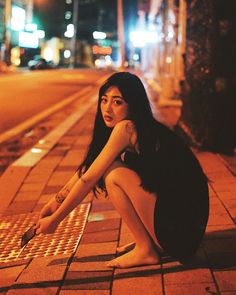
[34,222,41,235]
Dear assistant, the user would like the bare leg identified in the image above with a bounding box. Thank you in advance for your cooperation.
[104,162,161,268]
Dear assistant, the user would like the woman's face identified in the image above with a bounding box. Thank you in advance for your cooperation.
[100,86,129,128]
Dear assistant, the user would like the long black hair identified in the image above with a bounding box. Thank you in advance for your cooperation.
[77,72,158,194]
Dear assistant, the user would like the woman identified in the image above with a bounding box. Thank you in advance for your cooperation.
[36,72,209,268]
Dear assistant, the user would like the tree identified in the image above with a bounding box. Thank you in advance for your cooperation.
[181,0,236,154]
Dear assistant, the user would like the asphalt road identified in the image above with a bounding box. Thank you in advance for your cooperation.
[0,69,108,135]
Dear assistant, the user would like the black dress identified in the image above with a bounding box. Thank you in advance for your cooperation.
[123,121,209,262]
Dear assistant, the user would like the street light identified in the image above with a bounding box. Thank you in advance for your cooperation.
[4,0,11,64]
[117,0,125,70]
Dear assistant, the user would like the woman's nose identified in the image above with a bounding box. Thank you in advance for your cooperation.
[105,101,112,112]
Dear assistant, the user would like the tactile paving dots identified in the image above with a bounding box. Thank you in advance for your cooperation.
[0,203,90,263]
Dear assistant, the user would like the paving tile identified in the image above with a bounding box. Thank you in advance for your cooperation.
[207,252,236,269]
[209,197,223,205]
[36,194,54,205]
[7,286,59,295]
[42,185,62,194]
[88,211,120,222]
[205,225,236,239]
[203,238,236,254]
[19,182,45,193]
[24,174,51,183]
[209,203,228,215]
[14,192,40,202]
[69,259,114,272]
[113,264,162,295]
[47,171,74,186]
[16,255,70,284]
[0,166,31,214]
[163,267,213,285]
[91,202,115,212]
[207,213,234,226]
[0,259,31,270]
[223,199,236,209]
[219,192,236,200]
[62,271,113,290]
[55,166,77,172]
[48,148,67,156]
[4,200,37,215]
[57,136,77,145]
[75,242,117,257]
[164,283,217,295]
[60,290,109,295]
[0,265,25,290]
[214,270,236,292]
[29,167,55,178]
[80,229,119,244]
[84,218,120,233]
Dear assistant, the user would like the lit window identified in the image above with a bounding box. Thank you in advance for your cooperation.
[66,0,72,4]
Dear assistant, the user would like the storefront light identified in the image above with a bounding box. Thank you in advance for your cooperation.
[130,31,158,47]
[43,48,53,61]
[64,50,71,59]
[64,24,74,38]
[11,6,26,31]
[19,32,39,48]
[25,23,37,32]
[35,30,45,39]
[93,31,106,40]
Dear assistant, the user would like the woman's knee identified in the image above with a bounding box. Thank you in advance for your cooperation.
[104,161,125,187]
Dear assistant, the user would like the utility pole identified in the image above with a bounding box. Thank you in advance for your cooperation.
[117,0,125,70]
[70,0,79,68]
[4,0,11,65]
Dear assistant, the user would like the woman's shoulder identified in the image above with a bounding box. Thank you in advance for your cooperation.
[113,120,136,135]
[110,120,137,149]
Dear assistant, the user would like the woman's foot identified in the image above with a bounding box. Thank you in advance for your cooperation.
[117,242,135,255]
[107,246,160,268]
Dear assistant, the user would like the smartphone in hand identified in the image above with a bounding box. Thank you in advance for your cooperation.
[21,225,36,248]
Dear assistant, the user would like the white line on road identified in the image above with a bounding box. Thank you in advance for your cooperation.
[0,86,92,144]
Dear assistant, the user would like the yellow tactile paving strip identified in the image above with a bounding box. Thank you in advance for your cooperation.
[0,203,90,263]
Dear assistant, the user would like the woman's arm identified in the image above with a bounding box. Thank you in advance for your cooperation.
[36,120,134,234]
[38,172,80,219]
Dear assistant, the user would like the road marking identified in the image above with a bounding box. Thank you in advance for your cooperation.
[0,86,92,144]
[13,92,97,167]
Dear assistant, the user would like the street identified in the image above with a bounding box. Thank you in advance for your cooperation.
[0,69,110,135]
[0,69,112,176]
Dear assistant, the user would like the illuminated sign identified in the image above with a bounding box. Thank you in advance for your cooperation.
[11,6,26,31]
[93,31,106,40]
[25,23,38,32]
[18,32,39,48]
[92,45,112,55]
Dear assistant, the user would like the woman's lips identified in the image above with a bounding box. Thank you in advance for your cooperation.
[104,115,113,122]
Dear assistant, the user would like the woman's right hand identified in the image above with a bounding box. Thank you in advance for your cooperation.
[39,197,60,219]
[39,186,70,219]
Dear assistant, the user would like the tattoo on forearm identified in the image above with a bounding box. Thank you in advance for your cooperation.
[55,187,70,204]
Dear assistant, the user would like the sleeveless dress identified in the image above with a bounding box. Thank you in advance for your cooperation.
[122,121,209,262]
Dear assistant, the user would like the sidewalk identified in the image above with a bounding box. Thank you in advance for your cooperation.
[0,73,236,295]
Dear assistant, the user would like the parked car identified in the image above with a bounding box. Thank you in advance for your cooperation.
[28,56,55,70]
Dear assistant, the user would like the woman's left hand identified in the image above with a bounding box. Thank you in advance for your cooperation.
[35,216,58,235]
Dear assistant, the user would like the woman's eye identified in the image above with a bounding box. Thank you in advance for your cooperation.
[101,98,107,103]
[114,100,123,105]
